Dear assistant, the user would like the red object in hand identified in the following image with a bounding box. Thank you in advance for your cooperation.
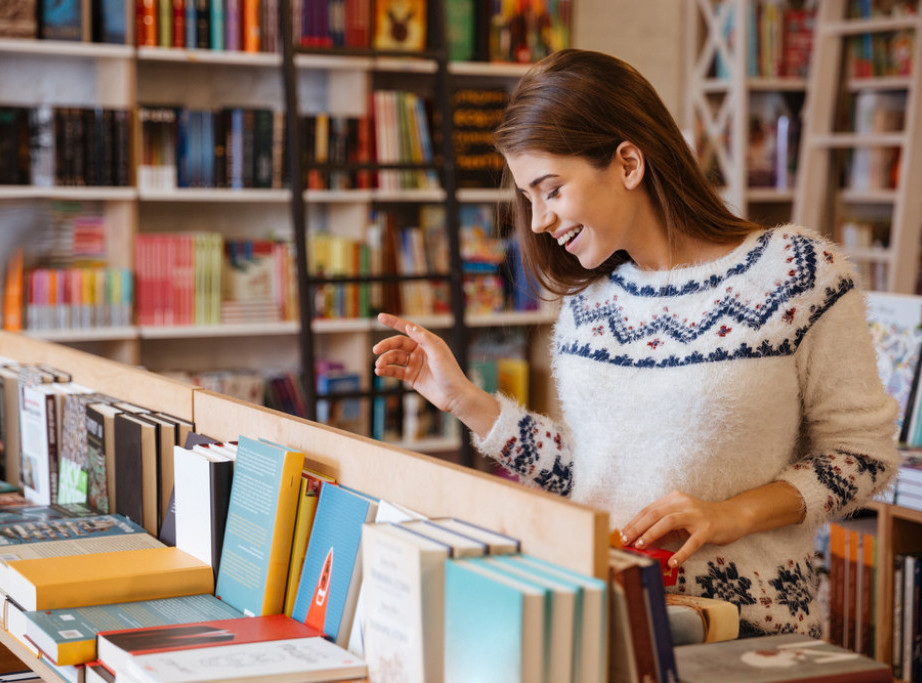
[627,546,678,587]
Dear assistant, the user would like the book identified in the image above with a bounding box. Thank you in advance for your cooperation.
[291,482,378,646]
[121,636,367,683]
[56,390,100,505]
[429,517,520,554]
[609,548,658,683]
[84,401,122,514]
[39,0,90,41]
[443,557,546,683]
[372,0,426,52]
[509,553,608,683]
[360,522,450,683]
[0,513,162,587]
[172,443,233,576]
[346,497,426,656]
[18,381,61,506]
[620,548,678,683]
[4,545,214,611]
[114,411,160,534]
[399,518,489,557]
[0,0,37,37]
[663,593,739,644]
[479,555,577,683]
[282,468,335,618]
[98,614,322,677]
[213,436,303,617]
[24,593,242,666]
[0,364,23,487]
[673,633,893,682]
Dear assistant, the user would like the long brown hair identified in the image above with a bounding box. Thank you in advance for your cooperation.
[493,49,761,296]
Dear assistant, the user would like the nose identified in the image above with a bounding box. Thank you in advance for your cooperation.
[530,202,557,234]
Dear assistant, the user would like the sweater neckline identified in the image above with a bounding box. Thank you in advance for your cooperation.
[613,227,773,288]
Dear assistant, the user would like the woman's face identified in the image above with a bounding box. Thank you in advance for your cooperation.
[505,147,644,271]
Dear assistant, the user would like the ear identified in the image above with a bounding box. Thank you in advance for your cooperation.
[614,141,645,190]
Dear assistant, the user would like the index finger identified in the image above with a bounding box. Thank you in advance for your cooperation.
[377,312,412,333]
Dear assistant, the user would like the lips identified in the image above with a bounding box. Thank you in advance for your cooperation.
[556,226,583,247]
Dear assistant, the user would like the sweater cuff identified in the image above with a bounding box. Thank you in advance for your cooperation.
[775,469,825,529]
[470,392,526,461]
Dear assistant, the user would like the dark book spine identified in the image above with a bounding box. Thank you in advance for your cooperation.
[83,108,100,186]
[209,459,233,573]
[113,415,144,527]
[253,108,273,189]
[241,108,255,188]
[213,108,228,189]
[195,0,208,47]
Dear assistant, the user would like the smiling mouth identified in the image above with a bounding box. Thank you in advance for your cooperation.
[556,226,583,247]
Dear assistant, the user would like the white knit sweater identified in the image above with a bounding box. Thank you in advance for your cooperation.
[473,225,899,638]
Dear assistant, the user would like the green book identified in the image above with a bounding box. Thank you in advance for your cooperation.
[23,593,243,666]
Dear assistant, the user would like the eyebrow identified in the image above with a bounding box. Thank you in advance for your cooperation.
[529,173,558,189]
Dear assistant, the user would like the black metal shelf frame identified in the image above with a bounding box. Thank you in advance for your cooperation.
[277,0,472,465]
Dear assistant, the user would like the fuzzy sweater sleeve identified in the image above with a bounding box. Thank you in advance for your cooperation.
[470,392,575,496]
[779,287,900,527]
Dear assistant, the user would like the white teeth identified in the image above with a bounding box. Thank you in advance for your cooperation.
[557,227,582,246]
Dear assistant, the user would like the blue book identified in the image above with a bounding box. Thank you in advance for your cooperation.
[213,436,303,617]
[209,0,224,50]
[444,558,546,683]
[40,0,86,40]
[290,483,377,646]
[185,0,196,48]
[507,553,608,683]
[630,549,678,683]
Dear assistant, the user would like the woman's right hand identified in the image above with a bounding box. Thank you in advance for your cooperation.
[372,312,500,437]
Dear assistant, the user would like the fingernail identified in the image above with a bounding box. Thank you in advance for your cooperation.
[669,558,678,567]
[635,538,645,548]
[620,533,628,545]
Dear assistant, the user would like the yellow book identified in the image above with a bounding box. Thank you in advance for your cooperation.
[283,468,336,618]
[5,546,214,611]
[664,593,740,643]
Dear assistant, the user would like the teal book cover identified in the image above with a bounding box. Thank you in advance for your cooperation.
[443,558,545,683]
[23,592,242,666]
[213,436,302,617]
[290,482,377,645]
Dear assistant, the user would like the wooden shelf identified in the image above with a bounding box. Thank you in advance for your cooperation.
[139,188,290,203]
[25,326,138,343]
[139,322,300,339]
[138,46,281,67]
[0,186,137,201]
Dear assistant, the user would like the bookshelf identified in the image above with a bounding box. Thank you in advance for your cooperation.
[684,0,812,225]
[1,3,562,460]
[278,2,564,461]
[793,0,922,294]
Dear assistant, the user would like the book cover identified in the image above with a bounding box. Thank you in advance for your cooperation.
[399,518,488,557]
[5,545,214,611]
[622,547,678,683]
[0,0,38,37]
[512,553,608,683]
[123,636,366,683]
[39,0,90,40]
[0,365,23,487]
[372,0,425,52]
[113,412,160,534]
[673,633,893,682]
[443,557,545,683]
[290,482,378,645]
[609,548,658,683]
[0,514,162,588]
[479,555,576,683]
[56,391,99,505]
[93,0,129,43]
[429,517,520,554]
[99,614,322,676]
[24,593,242,666]
[172,443,233,577]
[213,436,303,617]
[663,593,739,643]
[18,382,59,506]
[283,468,336,618]
[361,522,450,683]
[84,402,121,515]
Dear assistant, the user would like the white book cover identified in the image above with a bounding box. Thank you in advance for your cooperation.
[361,522,449,683]
[123,636,366,683]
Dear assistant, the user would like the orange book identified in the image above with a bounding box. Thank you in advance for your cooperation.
[828,523,846,647]
[242,0,259,52]
[5,547,214,611]
[136,0,157,46]
[3,248,23,331]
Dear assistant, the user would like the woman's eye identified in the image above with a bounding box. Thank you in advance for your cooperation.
[546,187,560,200]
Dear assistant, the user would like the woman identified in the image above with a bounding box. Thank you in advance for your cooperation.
[372,49,898,637]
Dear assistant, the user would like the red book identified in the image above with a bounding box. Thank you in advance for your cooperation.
[172,0,185,47]
[97,614,323,677]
